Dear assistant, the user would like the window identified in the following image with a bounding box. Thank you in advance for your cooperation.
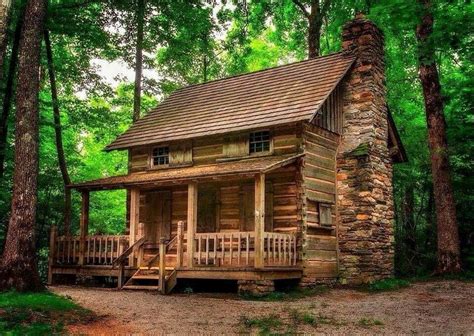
[249,131,270,154]
[151,146,169,166]
[319,203,333,226]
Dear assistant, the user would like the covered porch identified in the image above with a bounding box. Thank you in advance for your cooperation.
[48,155,303,292]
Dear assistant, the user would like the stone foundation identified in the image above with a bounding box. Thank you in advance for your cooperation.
[237,280,275,296]
[336,15,395,284]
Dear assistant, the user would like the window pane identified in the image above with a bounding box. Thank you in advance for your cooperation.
[249,131,270,154]
[152,146,169,166]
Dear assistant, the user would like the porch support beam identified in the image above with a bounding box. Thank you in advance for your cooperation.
[187,182,198,268]
[129,188,140,266]
[254,173,265,268]
[78,190,89,265]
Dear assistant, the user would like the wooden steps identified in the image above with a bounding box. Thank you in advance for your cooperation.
[122,285,159,290]
[121,256,177,293]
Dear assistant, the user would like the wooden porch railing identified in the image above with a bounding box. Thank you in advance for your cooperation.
[194,232,256,267]
[263,232,297,266]
[53,234,129,266]
[191,231,298,267]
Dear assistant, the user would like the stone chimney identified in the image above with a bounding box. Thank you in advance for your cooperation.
[336,14,394,284]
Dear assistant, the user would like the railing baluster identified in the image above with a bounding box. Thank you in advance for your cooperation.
[246,233,250,266]
[229,233,233,265]
[221,235,225,265]
[206,234,209,265]
[197,236,202,265]
[237,233,241,266]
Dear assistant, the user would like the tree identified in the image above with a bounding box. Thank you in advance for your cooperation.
[292,0,331,58]
[415,0,461,273]
[133,0,144,122]
[0,0,12,79]
[0,7,22,178]
[44,29,72,235]
[0,0,47,291]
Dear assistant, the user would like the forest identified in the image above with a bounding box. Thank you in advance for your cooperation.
[0,0,472,291]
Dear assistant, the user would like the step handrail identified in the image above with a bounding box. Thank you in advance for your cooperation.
[146,235,177,268]
[112,236,146,269]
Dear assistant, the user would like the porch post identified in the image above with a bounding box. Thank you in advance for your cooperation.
[129,188,140,266]
[78,190,89,266]
[254,173,265,268]
[187,182,198,268]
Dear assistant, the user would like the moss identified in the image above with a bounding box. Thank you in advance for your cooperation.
[350,142,370,157]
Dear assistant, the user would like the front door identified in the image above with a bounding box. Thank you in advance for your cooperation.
[197,186,217,233]
[241,183,273,232]
[144,190,172,243]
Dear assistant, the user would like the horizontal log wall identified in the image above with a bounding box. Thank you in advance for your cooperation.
[301,122,340,285]
[129,123,302,172]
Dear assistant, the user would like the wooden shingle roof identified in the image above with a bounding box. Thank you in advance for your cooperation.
[70,154,303,190]
[106,52,355,151]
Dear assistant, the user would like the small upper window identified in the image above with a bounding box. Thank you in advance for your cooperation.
[152,146,169,166]
[249,131,270,154]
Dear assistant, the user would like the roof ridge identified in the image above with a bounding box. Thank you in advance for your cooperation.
[174,51,348,93]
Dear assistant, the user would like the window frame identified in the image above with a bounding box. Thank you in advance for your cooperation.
[319,203,333,227]
[248,130,272,156]
[149,145,170,169]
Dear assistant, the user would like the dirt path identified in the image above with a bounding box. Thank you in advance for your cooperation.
[53,280,474,335]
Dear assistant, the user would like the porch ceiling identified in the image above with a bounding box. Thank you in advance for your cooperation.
[69,154,303,191]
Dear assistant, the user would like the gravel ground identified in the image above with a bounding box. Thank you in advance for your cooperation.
[53,280,474,335]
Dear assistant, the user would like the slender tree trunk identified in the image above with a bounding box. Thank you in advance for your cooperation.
[44,29,72,235]
[416,0,461,274]
[133,0,144,122]
[0,10,22,178]
[0,0,47,292]
[307,0,322,59]
[0,0,12,80]
[292,0,329,59]
[403,185,416,270]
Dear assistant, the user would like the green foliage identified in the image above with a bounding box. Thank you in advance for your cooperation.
[0,291,92,335]
[366,278,411,292]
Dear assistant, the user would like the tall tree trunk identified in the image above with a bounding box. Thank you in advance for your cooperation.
[44,29,72,235]
[416,0,461,274]
[0,10,22,178]
[292,0,330,59]
[0,0,12,80]
[307,0,322,59]
[403,185,416,270]
[0,0,46,292]
[132,0,144,122]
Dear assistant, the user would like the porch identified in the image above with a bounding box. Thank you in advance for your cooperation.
[48,155,303,293]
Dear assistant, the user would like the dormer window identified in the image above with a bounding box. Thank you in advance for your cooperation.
[151,146,169,167]
[249,131,270,154]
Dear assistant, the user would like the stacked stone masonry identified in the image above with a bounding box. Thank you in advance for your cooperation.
[336,15,395,284]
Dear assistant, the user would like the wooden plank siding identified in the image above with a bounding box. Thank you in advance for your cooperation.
[301,122,340,282]
[313,83,344,134]
[129,123,302,173]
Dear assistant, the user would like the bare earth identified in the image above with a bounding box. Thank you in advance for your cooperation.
[52,280,474,335]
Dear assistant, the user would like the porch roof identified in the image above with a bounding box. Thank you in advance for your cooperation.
[69,154,303,191]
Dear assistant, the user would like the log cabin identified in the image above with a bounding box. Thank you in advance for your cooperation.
[48,15,406,294]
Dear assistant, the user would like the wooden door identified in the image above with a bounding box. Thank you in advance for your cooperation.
[144,190,172,243]
[197,187,217,233]
[241,183,273,232]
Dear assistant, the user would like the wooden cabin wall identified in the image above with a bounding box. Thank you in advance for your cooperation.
[301,122,340,284]
[128,123,302,172]
[313,84,343,134]
[136,166,300,240]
